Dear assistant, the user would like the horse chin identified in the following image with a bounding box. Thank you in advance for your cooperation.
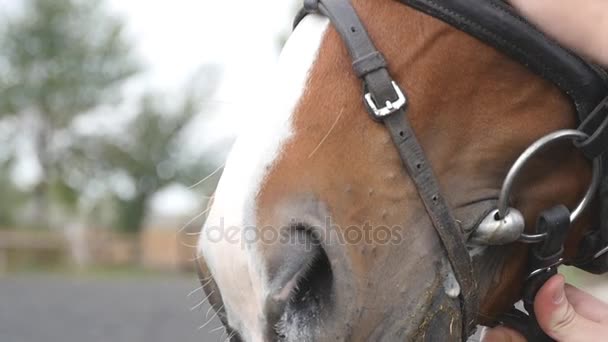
[273,287,464,342]
[357,280,465,342]
[413,288,465,341]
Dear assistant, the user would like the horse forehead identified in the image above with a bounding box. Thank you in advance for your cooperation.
[197,14,330,332]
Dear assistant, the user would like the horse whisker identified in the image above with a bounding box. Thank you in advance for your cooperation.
[205,303,218,319]
[225,331,237,342]
[180,241,201,249]
[189,255,204,262]
[211,325,225,334]
[197,304,223,331]
[191,290,214,311]
[187,283,211,298]
[188,286,204,297]
[177,207,212,234]
[189,164,225,189]
[308,107,345,159]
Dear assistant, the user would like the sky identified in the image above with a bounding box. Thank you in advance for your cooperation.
[0,0,297,153]
[0,0,299,217]
[107,0,298,155]
[103,0,298,215]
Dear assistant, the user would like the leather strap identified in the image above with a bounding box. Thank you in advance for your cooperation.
[398,0,608,121]
[383,112,479,336]
[396,0,608,298]
[498,308,552,342]
[305,0,402,113]
[576,97,608,159]
[300,0,479,338]
[499,206,570,342]
[573,166,608,274]
[523,206,570,342]
[295,0,608,338]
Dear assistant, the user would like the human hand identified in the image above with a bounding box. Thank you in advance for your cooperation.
[481,274,608,342]
[507,0,608,67]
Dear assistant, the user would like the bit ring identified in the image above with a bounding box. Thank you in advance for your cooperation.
[497,129,601,225]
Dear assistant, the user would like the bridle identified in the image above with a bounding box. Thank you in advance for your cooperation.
[294,0,608,340]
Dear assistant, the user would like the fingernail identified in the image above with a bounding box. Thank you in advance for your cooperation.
[553,281,565,305]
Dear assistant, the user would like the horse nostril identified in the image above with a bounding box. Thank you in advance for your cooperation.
[263,226,333,335]
[289,243,333,306]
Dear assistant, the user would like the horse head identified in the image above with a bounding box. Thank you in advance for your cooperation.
[196,0,605,340]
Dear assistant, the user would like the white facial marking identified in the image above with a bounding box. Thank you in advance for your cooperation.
[198,15,329,340]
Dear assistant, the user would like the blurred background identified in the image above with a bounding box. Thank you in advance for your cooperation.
[0,0,296,341]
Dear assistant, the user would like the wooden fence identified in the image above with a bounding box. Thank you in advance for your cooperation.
[0,225,200,273]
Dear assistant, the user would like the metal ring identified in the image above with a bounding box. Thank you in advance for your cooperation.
[497,129,601,224]
[518,232,548,244]
[526,258,564,280]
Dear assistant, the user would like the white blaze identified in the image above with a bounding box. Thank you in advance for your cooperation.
[198,14,329,340]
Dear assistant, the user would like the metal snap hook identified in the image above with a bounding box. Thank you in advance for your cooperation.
[471,208,525,245]
[475,129,601,245]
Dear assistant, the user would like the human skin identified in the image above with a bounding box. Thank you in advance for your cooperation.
[483,1,608,340]
[507,0,608,67]
[482,275,608,341]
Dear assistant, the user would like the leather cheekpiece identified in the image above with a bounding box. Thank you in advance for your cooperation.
[353,51,388,78]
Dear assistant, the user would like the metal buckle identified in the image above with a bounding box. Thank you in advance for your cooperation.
[364,81,407,118]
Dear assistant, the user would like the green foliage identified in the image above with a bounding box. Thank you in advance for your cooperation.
[116,195,147,234]
[99,86,217,233]
[0,162,26,227]
[0,0,139,228]
[0,0,220,234]
[0,0,138,123]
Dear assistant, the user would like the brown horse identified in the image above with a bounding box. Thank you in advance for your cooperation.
[196,0,600,340]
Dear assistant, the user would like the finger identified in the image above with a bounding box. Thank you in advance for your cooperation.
[534,274,605,341]
[564,284,608,323]
[480,326,526,342]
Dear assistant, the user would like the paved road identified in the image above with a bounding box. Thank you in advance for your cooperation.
[0,273,224,342]
[8,272,603,342]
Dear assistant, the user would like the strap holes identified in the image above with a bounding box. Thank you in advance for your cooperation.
[416,163,423,170]
[399,131,404,137]
[350,26,357,33]
[432,195,438,202]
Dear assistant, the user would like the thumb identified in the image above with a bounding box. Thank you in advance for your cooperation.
[534,274,597,341]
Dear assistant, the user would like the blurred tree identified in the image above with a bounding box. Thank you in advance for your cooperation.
[65,68,221,234]
[0,160,27,228]
[104,91,214,233]
[0,0,138,228]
